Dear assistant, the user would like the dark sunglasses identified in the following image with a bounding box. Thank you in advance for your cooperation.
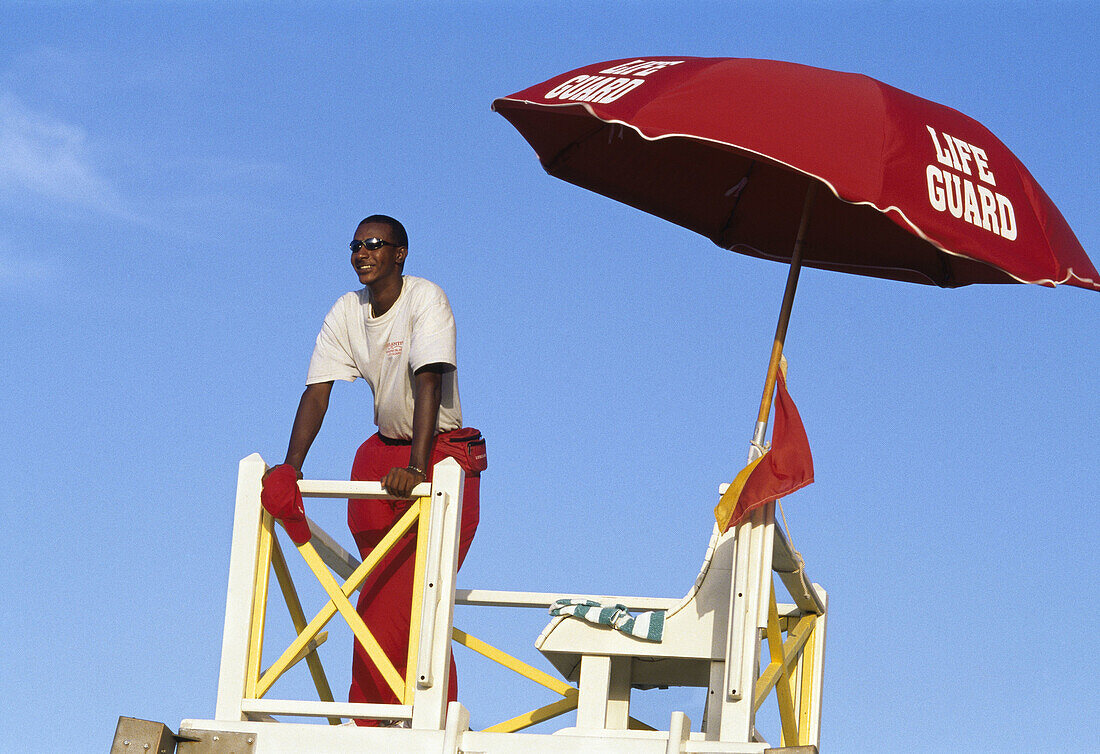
[350,238,402,253]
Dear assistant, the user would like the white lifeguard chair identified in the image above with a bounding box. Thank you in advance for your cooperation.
[535,516,825,743]
[115,447,827,753]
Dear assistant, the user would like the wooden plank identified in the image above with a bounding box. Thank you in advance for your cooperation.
[215,454,266,721]
[241,698,411,720]
[453,628,574,697]
[307,522,361,582]
[297,479,430,499]
[772,525,825,616]
[455,589,681,612]
[481,693,578,733]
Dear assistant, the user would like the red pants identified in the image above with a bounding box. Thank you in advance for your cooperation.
[346,432,480,723]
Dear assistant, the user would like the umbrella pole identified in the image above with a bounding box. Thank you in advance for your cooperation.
[751,182,816,451]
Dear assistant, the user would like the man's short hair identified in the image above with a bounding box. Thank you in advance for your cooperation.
[360,214,408,247]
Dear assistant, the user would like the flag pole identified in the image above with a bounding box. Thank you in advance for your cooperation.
[751,181,816,451]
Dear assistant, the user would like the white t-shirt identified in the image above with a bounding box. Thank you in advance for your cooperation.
[306,276,462,440]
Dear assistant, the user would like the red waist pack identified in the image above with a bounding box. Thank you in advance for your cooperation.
[437,427,487,476]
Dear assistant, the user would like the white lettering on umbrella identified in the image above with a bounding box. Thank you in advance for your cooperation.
[971,144,996,186]
[977,184,999,234]
[925,126,1016,241]
[544,75,589,99]
[543,75,646,104]
[599,59,684,77]
[543,60,683,105]
[998,193,1017,240]
[951,136,975,176]
[927,165,947,212]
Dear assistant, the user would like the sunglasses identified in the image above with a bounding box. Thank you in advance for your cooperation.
[350,238,403,253]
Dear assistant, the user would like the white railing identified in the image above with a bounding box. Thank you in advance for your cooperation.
[216,453,464,730]
[205,452,827,752]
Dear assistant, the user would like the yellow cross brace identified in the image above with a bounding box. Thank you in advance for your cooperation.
[765,583,798,743]
[753,610,817,715]
[269,536,340,724]
[796,620,818,745]
[482,692,579,733]
[254,501,423,698]
[452,628,575,697]
[296,540,406,699]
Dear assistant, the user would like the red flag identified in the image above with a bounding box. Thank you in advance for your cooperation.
[715,371,814,531]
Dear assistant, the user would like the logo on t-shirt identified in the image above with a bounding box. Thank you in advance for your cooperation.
[385,340,404,358]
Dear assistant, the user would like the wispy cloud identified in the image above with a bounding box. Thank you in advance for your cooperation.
[0,91,127,216]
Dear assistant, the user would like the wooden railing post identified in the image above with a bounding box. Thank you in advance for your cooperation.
[411,458,465,730]
[215,453,267,720]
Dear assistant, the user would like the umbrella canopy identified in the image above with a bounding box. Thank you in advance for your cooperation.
[493,56,1098,291]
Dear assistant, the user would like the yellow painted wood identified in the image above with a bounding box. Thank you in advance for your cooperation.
[765,585,798,746]
[403,496,430,704]
[270,537,340,724]
[259,631,328,677]
[335,500,422,597]
[753,612,816,713]
[797,620,818,745]
[452,627,575,697]
[245,512,275,698]
[627,717,657,731]
[482,691,579,733]
[254,503,422,697]
[298,540,405,700]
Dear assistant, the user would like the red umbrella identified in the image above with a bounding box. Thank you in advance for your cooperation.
[494,56,1097,448]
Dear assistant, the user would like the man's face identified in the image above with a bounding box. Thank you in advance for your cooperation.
[350,222,406,287]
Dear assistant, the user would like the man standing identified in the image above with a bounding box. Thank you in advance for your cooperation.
[261,215,481,723]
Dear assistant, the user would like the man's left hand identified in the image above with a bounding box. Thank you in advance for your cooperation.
[381,466,428,499]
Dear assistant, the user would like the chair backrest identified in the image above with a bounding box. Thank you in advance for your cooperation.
[662,523,733,621]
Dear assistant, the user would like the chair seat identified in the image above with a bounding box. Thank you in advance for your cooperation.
[536,526,735,688]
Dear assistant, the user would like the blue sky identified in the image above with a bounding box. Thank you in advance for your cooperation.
[1,3,1096,752]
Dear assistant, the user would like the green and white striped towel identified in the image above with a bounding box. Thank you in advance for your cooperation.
[549,599,665,642]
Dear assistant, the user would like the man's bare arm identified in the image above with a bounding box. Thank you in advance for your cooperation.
[381,365,448,497]
[282,381,334,473]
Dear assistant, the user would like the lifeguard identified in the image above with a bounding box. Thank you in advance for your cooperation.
[259,215,483,724]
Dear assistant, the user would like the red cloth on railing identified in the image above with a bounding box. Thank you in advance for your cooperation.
[260,464,312,545]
